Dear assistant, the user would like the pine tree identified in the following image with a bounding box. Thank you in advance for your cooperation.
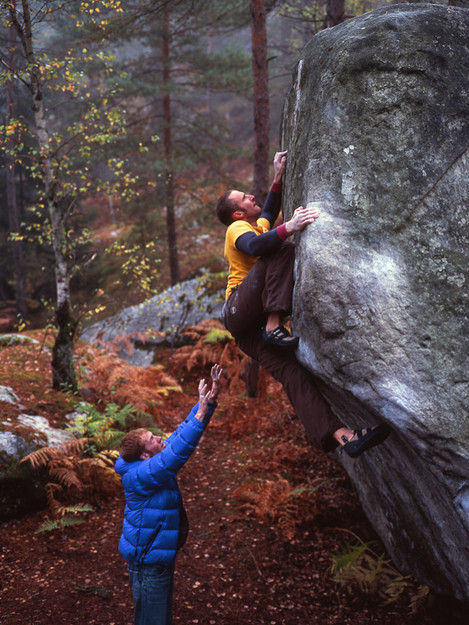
[92,0,252,287]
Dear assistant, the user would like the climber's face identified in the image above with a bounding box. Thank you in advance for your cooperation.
[229,190,262,225]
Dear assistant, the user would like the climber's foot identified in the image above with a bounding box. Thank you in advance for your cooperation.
[262,325,299,348]
[341,423,391,458]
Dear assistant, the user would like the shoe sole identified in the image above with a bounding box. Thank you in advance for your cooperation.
[343,423,391,458]
[262,336,299,348]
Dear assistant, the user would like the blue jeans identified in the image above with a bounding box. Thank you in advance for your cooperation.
[128,563,174,625]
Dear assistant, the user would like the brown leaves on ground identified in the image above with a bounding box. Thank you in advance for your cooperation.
[0,323,466,625]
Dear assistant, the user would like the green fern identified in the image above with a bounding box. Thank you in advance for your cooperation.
[331,529,429,612]
[332,540,369,577]
[68,401,140,438]
[35,503,94,534]
[91,429,126,452]
[290,478,337,498]
[35,519,62,533]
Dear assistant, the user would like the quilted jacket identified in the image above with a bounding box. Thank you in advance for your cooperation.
[115,401,216,566]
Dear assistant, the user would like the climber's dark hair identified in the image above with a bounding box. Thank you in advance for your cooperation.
[215,190,237,226]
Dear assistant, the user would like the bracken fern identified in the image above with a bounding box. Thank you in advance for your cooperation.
[35,504,94,534]
[233,476,332,541]
[331,529,430,613]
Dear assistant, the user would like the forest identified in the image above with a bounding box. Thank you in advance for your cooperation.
[1,1,468,624]
[0,0,385,356]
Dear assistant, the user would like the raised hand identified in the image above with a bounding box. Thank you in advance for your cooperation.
[207,363,223,402]
[198,378,208,403]
[195,364,223,422]
[273,150,288,184]
[195,378,209,422]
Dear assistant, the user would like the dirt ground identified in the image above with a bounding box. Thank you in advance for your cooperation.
[1,340,468,625]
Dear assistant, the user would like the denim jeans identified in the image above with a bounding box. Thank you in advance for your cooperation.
[128,563,175,625]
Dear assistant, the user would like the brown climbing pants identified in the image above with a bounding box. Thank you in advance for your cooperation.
[223,243,342,450]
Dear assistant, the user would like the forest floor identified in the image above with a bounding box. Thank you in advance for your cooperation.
[1,331,468,625]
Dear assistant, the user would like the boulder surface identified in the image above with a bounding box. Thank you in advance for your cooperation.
[281,4,469,599]
[80,277,224,367]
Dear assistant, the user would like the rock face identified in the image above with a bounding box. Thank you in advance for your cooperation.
[281,4,469,600]
[80,277,224,367]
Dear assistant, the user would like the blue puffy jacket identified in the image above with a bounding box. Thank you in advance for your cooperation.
[115,401,216,566]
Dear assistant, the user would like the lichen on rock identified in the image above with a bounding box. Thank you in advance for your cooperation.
[281,3,469,600]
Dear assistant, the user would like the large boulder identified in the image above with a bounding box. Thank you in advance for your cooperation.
[281,4,469,600]
[80,276,224,367]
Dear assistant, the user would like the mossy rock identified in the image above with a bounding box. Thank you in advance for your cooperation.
[0,334,40,347]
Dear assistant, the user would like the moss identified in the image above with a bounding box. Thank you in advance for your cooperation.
[0,334,39,347]
[204,328,233,345]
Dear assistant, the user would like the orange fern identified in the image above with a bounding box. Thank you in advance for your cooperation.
[232,476,328,542]
[81,352,182,421]
[22,437,121,512]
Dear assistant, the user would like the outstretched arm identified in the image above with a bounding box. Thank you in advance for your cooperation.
[236,204,320,257]
[141,366,223,480]
[260,151,288,226]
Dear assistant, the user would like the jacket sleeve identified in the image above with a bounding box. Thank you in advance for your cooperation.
[136,401,217,488]
[163,402,199,447]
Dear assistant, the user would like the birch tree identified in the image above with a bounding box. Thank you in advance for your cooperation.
[5,0,79,391]
[0,0,126,390]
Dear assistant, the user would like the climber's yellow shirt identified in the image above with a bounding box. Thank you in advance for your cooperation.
[224,217,271,299]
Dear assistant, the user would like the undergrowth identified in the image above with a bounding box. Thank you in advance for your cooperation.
[7,320,433,617]
[233,476,336,541]
[331,529,430,613]
[35,504,94,533]
[68,401,156,439]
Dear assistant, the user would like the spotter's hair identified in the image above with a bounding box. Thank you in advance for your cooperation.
[119,428,147,462]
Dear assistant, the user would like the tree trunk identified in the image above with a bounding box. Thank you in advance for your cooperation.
[162,3,180,286]
[327,0,345,27]
[52,298,78,391]
[12,0,77,391]
[5,3,28,322]
[49,198,78,391]
[248,0,271,396]
[250,0,270,206]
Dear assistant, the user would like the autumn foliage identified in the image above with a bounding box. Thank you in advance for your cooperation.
[20,320,324,542]
[1,323,454,623]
